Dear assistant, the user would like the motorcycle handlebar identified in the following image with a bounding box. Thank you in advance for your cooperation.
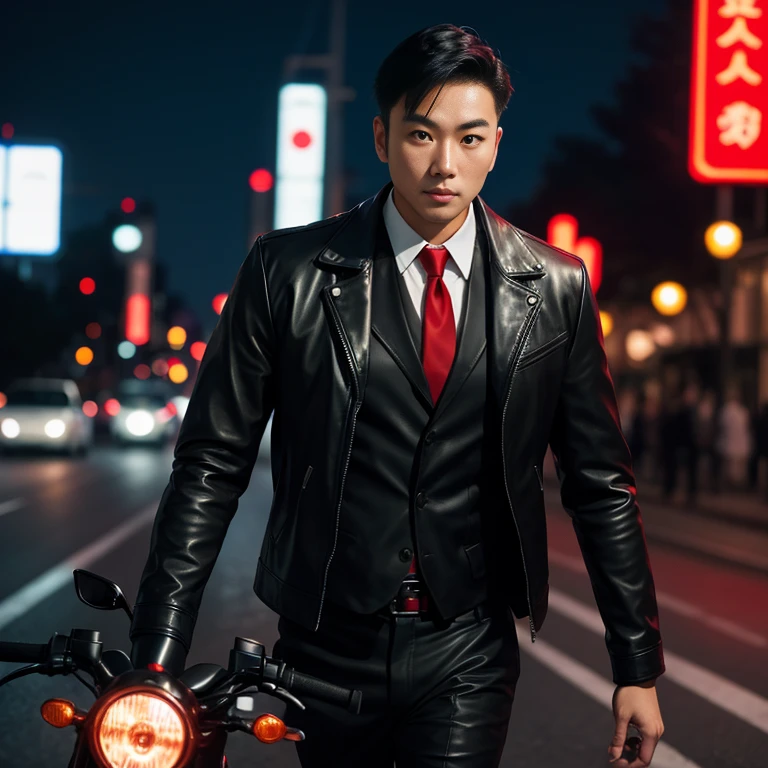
[277,666,362,715]
[0,641,48,665]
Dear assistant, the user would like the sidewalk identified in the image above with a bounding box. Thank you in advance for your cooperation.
[540,452,768,574]
[540,452,768,532]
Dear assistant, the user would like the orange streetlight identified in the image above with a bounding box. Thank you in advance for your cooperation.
[704,221,742,259]
[651,282,688,316]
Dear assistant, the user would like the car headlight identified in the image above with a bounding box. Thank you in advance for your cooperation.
[44,419,66,439]
[125,410,155,437]
[89,689,193,768]
[1,418,20,439]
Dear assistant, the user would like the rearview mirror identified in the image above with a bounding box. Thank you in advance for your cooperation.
[73,569,134,622]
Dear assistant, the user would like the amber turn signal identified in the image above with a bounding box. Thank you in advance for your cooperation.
[253,714,287,743]
[41,699,76,728]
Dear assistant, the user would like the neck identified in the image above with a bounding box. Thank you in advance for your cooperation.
[392,188,469,245]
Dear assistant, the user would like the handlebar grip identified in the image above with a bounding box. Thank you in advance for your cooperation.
[279,668,362,715]
[0,641,48,665]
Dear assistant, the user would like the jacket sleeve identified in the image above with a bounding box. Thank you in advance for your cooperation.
[548,262,664,686]
[129,238,276,655]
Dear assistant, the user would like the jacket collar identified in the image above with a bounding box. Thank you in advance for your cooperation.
[316,183,546,281]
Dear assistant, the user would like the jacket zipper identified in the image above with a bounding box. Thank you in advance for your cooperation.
[316,293,363,631]
[502,299,541,643]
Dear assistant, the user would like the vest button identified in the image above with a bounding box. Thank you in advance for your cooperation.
[424,431,436,445]
[399,547,413,563]
[416,492,427,508]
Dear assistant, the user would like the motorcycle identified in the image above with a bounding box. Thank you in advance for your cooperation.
[0,569,362,767]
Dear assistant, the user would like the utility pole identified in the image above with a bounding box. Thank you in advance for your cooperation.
[282,0,353,219]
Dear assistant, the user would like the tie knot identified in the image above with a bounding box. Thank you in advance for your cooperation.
[418,245,450,278]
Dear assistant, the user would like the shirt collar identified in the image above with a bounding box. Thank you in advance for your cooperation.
[383,188,476,279]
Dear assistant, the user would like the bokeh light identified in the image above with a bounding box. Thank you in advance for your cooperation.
[705,220,743,259]
[190,341,207,361]
[152,358,169,377]
[169,363,189,384]
[85,322,101,339]
[212,293,228,315]
[75,346,94,366]
[1,123,14,140]
[104,398,121,416]
[250,169,274,193]
[112,224,143,253]
[625,330,656,362]
[82,401,98,418]
[134,364,151,380]
[117,341,136,359]
[121,197,136,214]
[599,311,613,338]
[167,326,187,349]
[79,277,96,295]
[651,282,687,317]
[0,392,6,409]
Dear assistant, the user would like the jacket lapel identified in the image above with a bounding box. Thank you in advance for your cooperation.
[371,241,433,410]
[432,231,487,417]
[474,200,547,406]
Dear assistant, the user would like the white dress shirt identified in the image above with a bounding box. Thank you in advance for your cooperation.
[382,189,476,328]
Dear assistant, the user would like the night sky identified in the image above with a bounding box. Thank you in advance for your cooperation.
[3,0,666,324]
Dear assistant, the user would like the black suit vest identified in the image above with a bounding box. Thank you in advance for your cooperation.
[323,215,523,620]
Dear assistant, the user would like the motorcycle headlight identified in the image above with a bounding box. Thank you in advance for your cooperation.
[88,687,196,768]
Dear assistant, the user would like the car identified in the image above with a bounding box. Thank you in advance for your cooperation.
[0,378,93,455]
[109,393,180,446]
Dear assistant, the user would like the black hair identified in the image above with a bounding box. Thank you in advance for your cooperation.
[374,24,513,134]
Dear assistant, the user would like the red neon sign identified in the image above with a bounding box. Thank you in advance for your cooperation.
[690,0,768,183]
[547,214,603,294]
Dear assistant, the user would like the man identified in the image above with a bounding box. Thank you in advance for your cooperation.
[130,24,665,768]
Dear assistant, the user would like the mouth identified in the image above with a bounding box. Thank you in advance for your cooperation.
[424,189,458,203]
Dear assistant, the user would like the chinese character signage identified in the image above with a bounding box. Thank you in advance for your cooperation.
[689,0,768,183]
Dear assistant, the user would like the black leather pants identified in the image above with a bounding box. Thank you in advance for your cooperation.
[273,599,520,768]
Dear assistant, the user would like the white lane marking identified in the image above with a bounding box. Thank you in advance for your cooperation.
[0,498,25,518]
[515,625,703,768]
[547,588,768,736]
[548,549,768,648]
[0,504,156,632]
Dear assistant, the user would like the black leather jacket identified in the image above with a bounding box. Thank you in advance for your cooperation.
[130,186,664,686]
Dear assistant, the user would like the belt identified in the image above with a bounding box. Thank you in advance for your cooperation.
[381,574,430,617]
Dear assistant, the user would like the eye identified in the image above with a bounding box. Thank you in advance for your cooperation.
[462,135,485,146]
[410,130,431,142]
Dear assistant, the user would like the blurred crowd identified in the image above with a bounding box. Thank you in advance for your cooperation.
[618,383,768,505]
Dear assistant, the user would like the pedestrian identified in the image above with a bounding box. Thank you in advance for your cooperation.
[679,384,700,505]
[754,402,768,497]
[696,390,718,492]
[128,25,664,767]
[718,387,752,490]
[659,391,682,500]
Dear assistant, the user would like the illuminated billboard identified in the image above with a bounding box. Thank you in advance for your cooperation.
[0,144,63,256]
[274,83,327,229]
[690,0,768,183]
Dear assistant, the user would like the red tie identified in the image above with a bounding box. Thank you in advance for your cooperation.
[419,245,456,404]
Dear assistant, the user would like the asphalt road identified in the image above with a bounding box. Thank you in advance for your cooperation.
[0,444,767,767]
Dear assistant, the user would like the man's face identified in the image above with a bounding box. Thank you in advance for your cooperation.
[373,80,503,241]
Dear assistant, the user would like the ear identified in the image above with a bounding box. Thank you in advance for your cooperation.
[487,126,503,172]
[373,116,389,163]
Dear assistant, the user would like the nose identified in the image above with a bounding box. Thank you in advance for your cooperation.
[430,139,456,179]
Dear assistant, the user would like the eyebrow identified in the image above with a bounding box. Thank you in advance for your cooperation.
[403,114,491,132]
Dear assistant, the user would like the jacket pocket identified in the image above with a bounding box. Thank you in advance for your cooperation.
[517,331,569,372]
[273,464,313,544]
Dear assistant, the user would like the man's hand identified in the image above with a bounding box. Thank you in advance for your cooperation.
[608,680,664,766]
